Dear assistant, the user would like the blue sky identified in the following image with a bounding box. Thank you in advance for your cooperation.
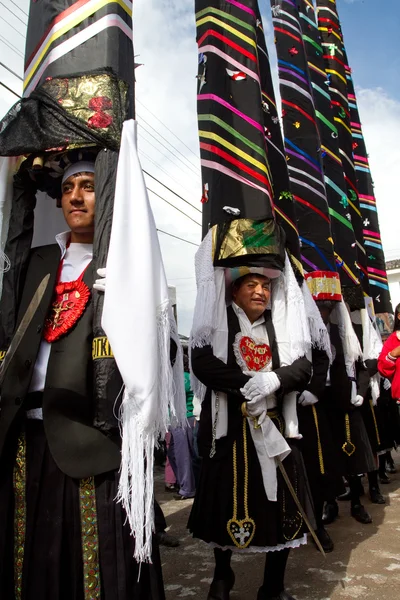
[337,0,400,99]
[0,0,399,331]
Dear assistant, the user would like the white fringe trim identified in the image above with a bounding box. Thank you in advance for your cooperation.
[282,254,311,362]
[117,302,186,563]
[301,280,332,363]
[208,533,307,554]
[332,300,362,366]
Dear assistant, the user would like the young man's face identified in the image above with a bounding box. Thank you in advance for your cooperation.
[232,274,271,322]
[61,172,95,237]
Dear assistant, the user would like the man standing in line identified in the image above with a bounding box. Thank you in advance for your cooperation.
[0,162,166,600]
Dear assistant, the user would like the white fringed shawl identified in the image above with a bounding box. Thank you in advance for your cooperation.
[102,120,186,563]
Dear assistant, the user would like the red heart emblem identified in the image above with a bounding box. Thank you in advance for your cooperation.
[239,336,272,371]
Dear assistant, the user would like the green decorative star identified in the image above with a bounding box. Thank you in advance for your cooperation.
[279,191,293,202]
[243,221,275,249]
[340,196,348,209]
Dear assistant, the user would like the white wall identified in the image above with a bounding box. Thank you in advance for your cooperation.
[32,192,66,248]
[388,269,400,311]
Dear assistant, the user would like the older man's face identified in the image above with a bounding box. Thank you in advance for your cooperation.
[232,274,271,322]
[61,172,95,237]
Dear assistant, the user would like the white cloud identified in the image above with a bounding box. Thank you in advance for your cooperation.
[355,87,400,261]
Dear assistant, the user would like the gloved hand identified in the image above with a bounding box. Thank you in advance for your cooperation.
[298,390,319,406]
[93,268,106,293]
[241,372,281,402]
[245,397,268,426]
[351,394,364,407]
[383,378,392,391]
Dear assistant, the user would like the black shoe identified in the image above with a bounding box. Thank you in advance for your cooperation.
[370,487,386,505]
[351,504,372,524]
[207,569,235,600]
[337,488,351,501]
[257,591,296,600]
[156,531,180,547]
[387,465,397,474]
[173,493,194,501]
[165,483,178,493]
[322,501,339,525]
[313,527,334,553]
[379,473,391,484]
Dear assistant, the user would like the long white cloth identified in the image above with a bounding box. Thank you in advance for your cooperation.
[102,119,186,563]
[0,157,15,298]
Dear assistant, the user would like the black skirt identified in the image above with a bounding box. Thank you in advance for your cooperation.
[0,420,165,600]
[188,414,314,551]
[298,403,345,501]
[361,396,385,454]
[322,389,376,476]
[375,387,400,451]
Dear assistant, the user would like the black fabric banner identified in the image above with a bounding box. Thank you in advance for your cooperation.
[297,0,363,308]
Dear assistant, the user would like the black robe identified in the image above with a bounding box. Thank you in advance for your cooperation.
[321,324,375,477]
[188,306,313,550]
[297,348,345,517]
[0,244,164,600]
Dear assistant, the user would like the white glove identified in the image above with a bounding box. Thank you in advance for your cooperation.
[241,372,281,402]
[351,394,364,407]
[298,390,319,406]
[245,397,268,426]
[383,379,392,391]
[93,268,107,293]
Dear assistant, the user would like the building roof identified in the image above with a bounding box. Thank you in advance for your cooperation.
[386,259,400,271]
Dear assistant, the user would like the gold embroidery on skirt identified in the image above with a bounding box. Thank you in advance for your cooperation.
[369,399,381,447]
[13,434,26,600]
[312,405,325,475]
[79,477,101,600]
[227,418,256,548]
[342,413,356,456]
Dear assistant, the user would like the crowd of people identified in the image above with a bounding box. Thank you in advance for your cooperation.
[0,160,399,600]
[157,272,400,600]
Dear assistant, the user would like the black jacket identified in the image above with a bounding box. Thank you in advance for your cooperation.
[192,306,311,459]
[0,244,120,478]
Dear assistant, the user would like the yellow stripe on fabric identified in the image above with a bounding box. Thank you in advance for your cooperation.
[199,130,269,176]
[318,26,342,42]
[347,197,362,218]
[335,254,360,284]
[321,145,341,163]
[334,117,352,135]
[307,61,326,78]
[25,0,132,88]
[326,68,347,85]
[196,6,254,33]
[196,15,256,49]
[274,206,299,234]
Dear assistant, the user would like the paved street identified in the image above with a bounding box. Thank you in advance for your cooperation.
[156,456,400,600]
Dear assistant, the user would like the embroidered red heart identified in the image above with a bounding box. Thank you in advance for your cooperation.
[43,279,90,343]
[239,336,272,371]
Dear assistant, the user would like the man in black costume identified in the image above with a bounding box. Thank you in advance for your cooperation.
[317,302,376,527]
[0,163,165,600]
[190,269,313,600]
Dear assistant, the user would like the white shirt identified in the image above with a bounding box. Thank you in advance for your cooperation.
[232,303,277,408]
[232,302,266,338]
[28,232,93,393]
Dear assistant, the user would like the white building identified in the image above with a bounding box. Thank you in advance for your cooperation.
[387,259,400,311]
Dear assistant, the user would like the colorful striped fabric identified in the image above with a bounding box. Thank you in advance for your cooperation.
[196,0,277,244]
[343,47,392,312]
[23,0,133,96]
[271,0,339,290]
[297,0,363,307]
[254,5,302,273]
[316,0,370,300]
